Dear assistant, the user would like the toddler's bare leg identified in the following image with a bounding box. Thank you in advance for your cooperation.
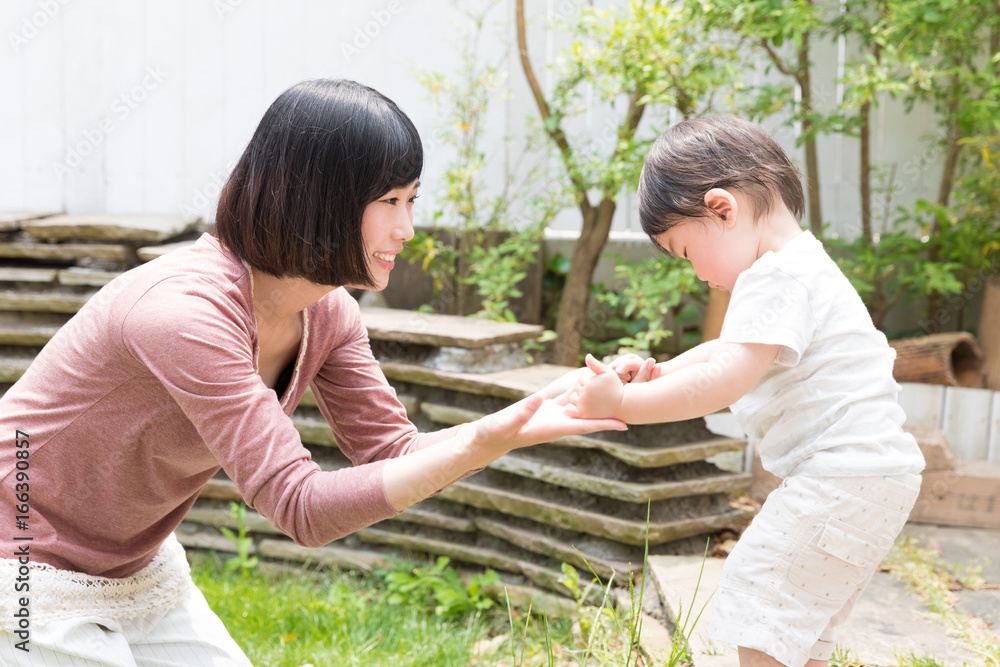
[738,647,829,667]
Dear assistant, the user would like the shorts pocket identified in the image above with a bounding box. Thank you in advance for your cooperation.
[787,518,886,602]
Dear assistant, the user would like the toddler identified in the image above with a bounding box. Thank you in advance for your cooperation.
[562,115,925,667]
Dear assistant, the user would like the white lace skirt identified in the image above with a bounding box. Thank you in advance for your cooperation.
[0,533,196,631]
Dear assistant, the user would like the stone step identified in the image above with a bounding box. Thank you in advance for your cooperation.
[440,469,754,547]
[137,239,197,261]
[0,266,121,289]
[0,289,93,314]
[472,516,629,582]
[252,535,577,616]
[22,213,198,243]
[0,212,59,232]
[381,361,567,400]
[198,476,476,535]
[421,402,747,469]
[0,350,35,383]
[57,267,122,287]
[360,306,543,349]
[0,267,58,283]
[0,241,131,262]
[0,313,70,346]
[490,450,751,503]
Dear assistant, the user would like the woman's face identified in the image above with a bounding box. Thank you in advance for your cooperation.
[359,180,419,291]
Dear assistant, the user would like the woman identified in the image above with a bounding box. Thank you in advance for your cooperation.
[0,79,624,665]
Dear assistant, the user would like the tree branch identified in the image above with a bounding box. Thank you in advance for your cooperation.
[759,38,798,78]
[515,0,593,218]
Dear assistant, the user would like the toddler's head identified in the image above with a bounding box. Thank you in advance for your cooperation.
[637,116,804,250]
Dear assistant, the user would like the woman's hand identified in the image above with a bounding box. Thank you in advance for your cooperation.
[465,391,627,456]
[557,354,627,420]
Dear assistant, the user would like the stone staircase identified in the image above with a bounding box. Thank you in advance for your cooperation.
[0,212,753,600]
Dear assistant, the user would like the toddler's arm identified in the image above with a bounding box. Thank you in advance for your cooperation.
[563,341,780,424]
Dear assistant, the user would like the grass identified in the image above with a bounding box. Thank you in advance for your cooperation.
[883,537,1000,667]
[190,551,509,666]
[190,549,669,667]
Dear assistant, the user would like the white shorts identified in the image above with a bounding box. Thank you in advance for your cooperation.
[707,473,921,667]
[0,583,252,666]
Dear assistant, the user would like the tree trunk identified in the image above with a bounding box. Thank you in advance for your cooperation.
[889,332,985,387]
[552,200,617,366]
[798,33,823,236]
[701,288,730,342]
[978,276,1000,390]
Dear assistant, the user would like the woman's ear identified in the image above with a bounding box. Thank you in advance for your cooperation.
[703,188,739,229]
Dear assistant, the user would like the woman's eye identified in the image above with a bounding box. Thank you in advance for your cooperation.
[408,195,420,204]
[384,198,398,205]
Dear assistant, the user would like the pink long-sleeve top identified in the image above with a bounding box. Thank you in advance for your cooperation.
[0,234,454,578]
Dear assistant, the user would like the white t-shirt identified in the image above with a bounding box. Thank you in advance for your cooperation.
[719,231,925,479]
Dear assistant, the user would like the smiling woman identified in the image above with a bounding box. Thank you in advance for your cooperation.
[0,79,625,666]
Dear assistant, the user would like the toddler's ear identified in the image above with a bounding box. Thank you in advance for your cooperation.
[703,188,739,227]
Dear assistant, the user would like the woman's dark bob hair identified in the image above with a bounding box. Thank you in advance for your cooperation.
[637,115,805,250]
[214,79,422,287]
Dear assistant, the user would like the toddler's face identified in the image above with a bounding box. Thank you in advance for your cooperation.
[653,216,759,292]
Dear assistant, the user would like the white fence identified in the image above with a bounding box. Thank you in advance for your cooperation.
[899,383,1000,463]
[0,0,947,236]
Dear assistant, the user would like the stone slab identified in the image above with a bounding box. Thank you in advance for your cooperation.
[646,554,987,667]
[382,361,571,400]
[0,290,92,314]
[439,480,753,546]
[0,241,130,262]
[360,306,543,348]
[489,452,751,503]
[0,267,58,283]
[257,537,393,574]
[291,414,338,448]
[0,352,34,383]
[420,402,748,468]
[137,239,197,261]
[0,212,59,232]
[22,213,197,243]
[473,516,628,581]
[0,313,66,346]
[57,268,121,287]
[356,525,530,574]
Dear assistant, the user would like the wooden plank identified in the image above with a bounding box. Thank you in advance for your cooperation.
[989,392,1000,463]
[942,386,992,460]
[898,382,945,430]
[909,461,1000,530]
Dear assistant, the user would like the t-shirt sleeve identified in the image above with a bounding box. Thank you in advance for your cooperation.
[119,279,422,548]
[719,265,816,367]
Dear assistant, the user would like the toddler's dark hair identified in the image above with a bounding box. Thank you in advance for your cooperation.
[637,116,804,248]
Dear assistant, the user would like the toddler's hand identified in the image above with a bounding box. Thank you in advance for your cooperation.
[608,354,657,383]
[559,354,626,420]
